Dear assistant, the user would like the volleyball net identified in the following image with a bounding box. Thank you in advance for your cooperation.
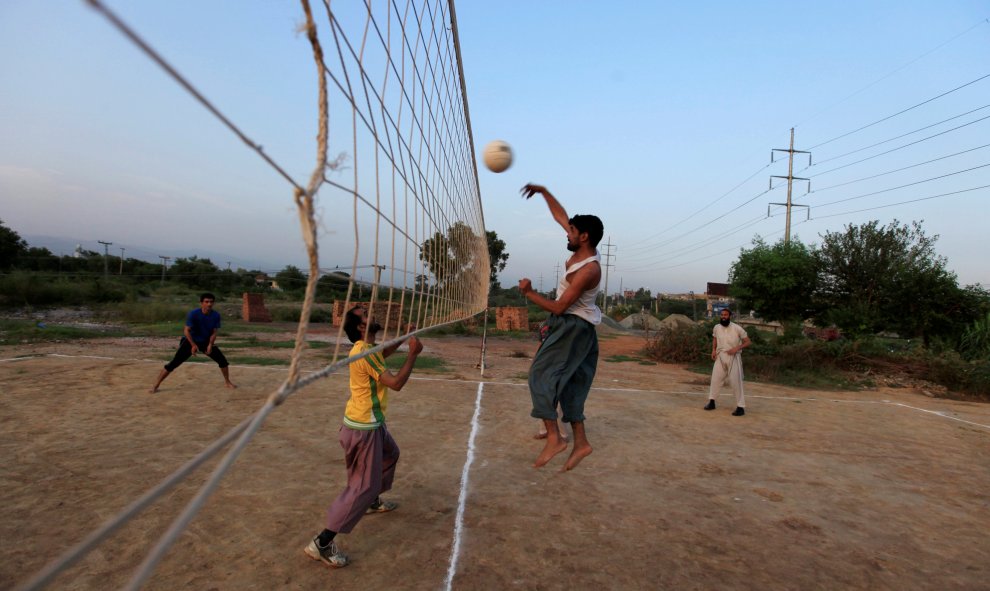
[17,1,487,589]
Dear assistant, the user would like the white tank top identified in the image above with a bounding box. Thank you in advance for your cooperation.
[556,251,602,325]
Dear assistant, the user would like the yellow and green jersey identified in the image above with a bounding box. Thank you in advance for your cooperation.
[343,340,389,430]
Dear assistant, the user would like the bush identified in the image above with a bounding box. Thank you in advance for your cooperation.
[959,312,990,361]
[644,323,710,363]
[0,272,84,306]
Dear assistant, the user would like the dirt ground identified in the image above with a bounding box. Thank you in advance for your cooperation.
[1,325,989,590]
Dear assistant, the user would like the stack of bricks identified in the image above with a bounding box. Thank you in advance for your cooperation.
[331,300,404,330]
[495,306,528,330]
[241,293,272,322]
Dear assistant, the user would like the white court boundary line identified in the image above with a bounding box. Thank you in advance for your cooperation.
[444,382,483,591]
[9,354,989,433]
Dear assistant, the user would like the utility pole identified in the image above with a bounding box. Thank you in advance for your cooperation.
[770,128,811,244]
[159,255,171,285]
[118,247,125,275]
[600,237,615,314]
[226,261,231,271]
[538,274,543,293]
[98,240,113,278]
[553,262,561,289]
[690,290,697,321]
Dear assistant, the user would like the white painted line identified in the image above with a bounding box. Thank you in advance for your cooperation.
[892,402,990,430]
[11,354,988,433]
[444,382,483,591]
[0,356,39,363]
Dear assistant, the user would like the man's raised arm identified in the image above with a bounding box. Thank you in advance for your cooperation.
[521,184,570,232]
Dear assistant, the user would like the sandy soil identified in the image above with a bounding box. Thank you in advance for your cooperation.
[1,325,989,590]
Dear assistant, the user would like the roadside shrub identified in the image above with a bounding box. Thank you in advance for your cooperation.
[959,312,990,361]
[0,273,83,306]
[644,323,709,363]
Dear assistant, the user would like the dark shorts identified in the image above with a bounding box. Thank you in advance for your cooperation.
[164,338,229,371]
[528,314,599,423]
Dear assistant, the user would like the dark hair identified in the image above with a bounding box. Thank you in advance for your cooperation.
[343,306,364,343]
[569,214,604,248]
[720,308,732,315]
[200,292,216,302]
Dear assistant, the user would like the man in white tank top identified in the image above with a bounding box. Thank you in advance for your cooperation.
[518,183,603,471]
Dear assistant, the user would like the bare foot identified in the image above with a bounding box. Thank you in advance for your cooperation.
[533,439,568,468]
[148,386,159,394]
[561,444,593,471]
[225,382,238,389]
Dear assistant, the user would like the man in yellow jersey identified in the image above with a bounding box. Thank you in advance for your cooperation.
[518,183,604,472]
[305,305,423,569]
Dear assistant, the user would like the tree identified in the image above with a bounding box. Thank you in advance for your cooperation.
[317,271,350,299]
[0,219,28,270]
[275,265,307,293]
[815,219,963,342]
[169,256,221,290]
[729,237,818,325]
[419,222,487,296]
[486,230,509,290]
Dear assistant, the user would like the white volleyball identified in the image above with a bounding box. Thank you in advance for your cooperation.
[482,140,513,173]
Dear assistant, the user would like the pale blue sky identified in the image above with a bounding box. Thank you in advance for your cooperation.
[1,1,987,295]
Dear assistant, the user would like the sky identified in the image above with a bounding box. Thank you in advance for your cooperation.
[1,1,988,296]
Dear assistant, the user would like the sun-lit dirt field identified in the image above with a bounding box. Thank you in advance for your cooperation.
[1,326,989,590]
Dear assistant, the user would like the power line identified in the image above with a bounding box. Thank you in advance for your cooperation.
[794,17,990,130]
[621,213,769,272]
[808,113,990,178]
[813,163,990,209]
[811,143,990,193]
[812,184,989,220]
[808,103,990,167]
[621,160,776,254]
[806,72,990,150]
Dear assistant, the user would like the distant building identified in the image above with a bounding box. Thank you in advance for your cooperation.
[706,282,730,298]
[706,282,733,317]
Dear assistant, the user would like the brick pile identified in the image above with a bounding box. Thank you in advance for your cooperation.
[241,293,272,322]
[495,306,528,330]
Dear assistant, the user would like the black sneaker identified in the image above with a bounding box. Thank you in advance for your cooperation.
[704,400,716,411]
[732,407,745,416]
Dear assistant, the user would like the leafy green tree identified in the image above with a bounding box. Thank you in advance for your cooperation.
[486,230,509,290]
[169,256,221,290]
[632,287,653,309]
[0,219,29,269]
[275,265,307,294]
[20,246,59,272]
[317,271,350,300]
[658,297,693,317]
[729,237,818,326]
[419,222,487,295]
[815,220,964,342]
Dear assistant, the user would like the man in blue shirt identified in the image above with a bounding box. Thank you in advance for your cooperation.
[149,292,237,393]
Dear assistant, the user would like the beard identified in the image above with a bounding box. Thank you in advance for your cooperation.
[719,319,730,326]
[566,241,579,252]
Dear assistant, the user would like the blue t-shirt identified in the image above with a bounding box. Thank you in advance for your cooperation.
[185,308,222,344]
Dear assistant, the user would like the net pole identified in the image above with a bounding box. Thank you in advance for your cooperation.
[478,305,489,377]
